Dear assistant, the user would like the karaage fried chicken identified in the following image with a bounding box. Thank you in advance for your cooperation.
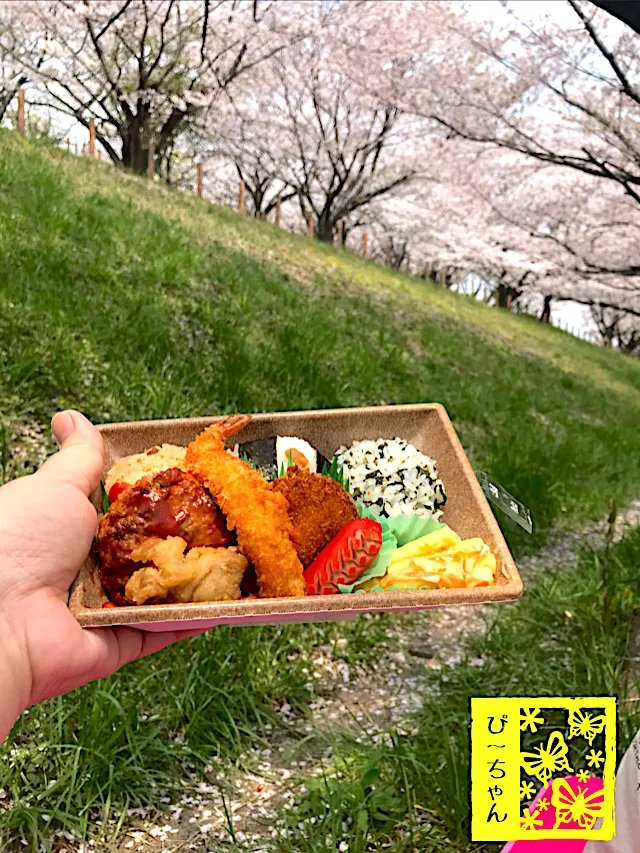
[98,467,234,604]
[126,537,248,604]
[271,466,358,567]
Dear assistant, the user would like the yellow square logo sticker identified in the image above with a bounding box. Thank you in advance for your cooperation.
[471,697,616,841]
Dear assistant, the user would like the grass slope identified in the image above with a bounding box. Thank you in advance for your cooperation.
[1,132,639,552]
[1,131,640,852]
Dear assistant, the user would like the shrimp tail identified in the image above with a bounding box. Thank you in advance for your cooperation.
[212,414,253,441]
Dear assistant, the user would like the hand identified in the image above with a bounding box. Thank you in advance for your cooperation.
[0,411,200,742]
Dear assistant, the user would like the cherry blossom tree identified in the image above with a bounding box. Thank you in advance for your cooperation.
[0,0,299,172]
[278,55,414,242]
[261,2,417,243]
[352,135,640,329]
[207,71,297,218]
[590,303,640,354]
[372,1,640,280]
[0,10,45,121]
[0,28,26,121]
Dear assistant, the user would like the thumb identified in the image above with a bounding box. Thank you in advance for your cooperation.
[38,411,104,497]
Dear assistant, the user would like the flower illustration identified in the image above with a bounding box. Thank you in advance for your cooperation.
[520,708,545,734]
[551,777,605,830]
[520,781,536,800]
[576,769,591,783]
[521,731,574,784]
[521,808,544,831]
[586,749,604,769]
[537,796,550,812]
[568,709,606,746]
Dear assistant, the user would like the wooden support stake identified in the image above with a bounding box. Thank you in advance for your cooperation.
[147,141,155,179]
[17,88,25,134]
[439,267,447,287]
[307,211,314,238]
[88,118,96,158]
[385,244,392,266]
[66,138,71,152]
[423,261,432,280]
[363,233,368,258]
[336,220,343,246]
[238,179,245,213]
[275,194,282,227]
[197,163,203,198]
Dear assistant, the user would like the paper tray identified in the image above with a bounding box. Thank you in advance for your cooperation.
[68,404,523,630]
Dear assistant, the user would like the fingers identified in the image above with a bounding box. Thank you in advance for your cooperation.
[114,626,190,667]
[39,411,104,497]
[78,625,209,685]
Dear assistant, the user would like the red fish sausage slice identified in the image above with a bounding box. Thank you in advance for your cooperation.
[303,518,383,595]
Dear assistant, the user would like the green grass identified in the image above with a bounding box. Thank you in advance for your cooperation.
[0,617,392,850]
[0,130,639,851]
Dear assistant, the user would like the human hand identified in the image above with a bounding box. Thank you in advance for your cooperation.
[0,411,200,742]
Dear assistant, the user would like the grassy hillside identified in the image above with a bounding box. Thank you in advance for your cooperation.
[1,131,640,852]
[1,130,639,553]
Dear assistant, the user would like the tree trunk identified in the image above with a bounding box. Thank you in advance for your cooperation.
[120,108,153,173]
[250,186,264,217]
[496,282,510,308]
[121,131,149,172]
[316,213,334,243]
[540,294,552,324]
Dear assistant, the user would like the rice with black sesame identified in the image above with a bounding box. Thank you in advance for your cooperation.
[334,438,446,520]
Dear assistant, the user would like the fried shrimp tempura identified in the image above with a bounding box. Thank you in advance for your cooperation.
[185,415,307,598]
[126,536,248,604]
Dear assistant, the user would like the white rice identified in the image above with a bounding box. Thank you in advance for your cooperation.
[276,436,318,473]
[105,444,187,493]
[334,438,446,520]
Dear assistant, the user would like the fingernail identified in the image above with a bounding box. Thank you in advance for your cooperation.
[52,411,76,448]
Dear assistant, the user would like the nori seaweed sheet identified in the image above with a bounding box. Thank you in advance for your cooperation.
[237,438,331,481]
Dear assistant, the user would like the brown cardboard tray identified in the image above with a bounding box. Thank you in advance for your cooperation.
[69,404,523,630]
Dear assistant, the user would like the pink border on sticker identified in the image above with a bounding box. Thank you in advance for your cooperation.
[501,775,596,852]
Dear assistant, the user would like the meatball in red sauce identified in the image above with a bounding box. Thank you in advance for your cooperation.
[98,467,234,604]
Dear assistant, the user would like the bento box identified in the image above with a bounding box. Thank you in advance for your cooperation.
[68,403,523,631]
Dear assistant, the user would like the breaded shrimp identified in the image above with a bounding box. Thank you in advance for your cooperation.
[185,415,306,598]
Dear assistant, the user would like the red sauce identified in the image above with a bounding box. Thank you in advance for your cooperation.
[126,488,187,538]
[102,602,117,608]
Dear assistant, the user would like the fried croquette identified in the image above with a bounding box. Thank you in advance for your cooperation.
[271,466,358,567]
[125,536,248,604]
[185,414,307,598]
[98,467,234,604]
